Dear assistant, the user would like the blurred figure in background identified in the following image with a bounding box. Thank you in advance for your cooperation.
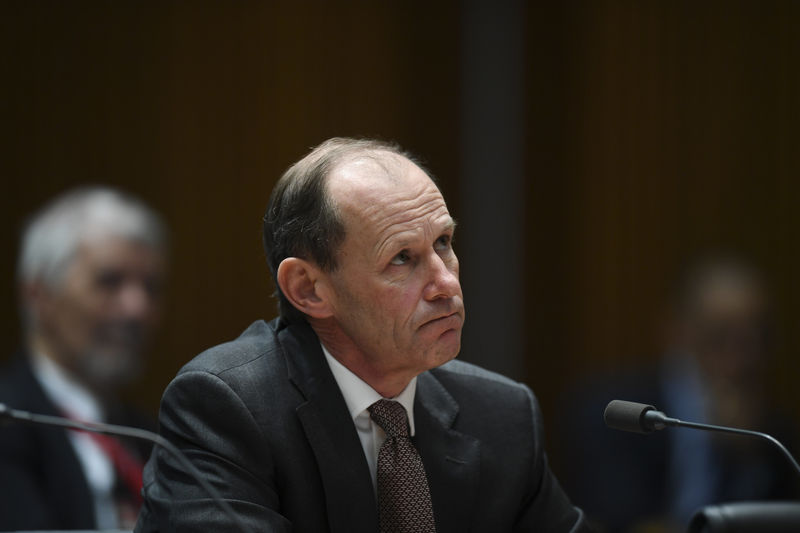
[0,187,167,531]
[558,253,798,532]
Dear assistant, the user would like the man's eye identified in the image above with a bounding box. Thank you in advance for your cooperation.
[95,271,124,290]
[435,235,452,251]
[390,251,411,266]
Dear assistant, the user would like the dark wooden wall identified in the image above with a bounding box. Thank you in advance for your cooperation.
[523,2,800,434]
[2,2,799,474]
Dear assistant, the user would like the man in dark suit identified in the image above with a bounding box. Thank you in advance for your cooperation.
[136,138,588,532]
[0,187,167,531]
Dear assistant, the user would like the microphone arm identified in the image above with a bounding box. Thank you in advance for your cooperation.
[604,399,800,478]
[0,402,254,533]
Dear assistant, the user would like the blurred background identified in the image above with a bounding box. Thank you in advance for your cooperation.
[2,0,799,518]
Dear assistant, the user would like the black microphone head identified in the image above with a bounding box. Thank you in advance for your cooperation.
[604,400,657,434]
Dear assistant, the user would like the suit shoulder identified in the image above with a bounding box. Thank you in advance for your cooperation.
[429,359,535,407]
[432,359,528,390]
[0,355,45,407]
[423,360,545,447]
[179,319,281,377]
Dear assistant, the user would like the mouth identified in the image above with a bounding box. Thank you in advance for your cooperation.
[96,322,147,351]
[421,311,463,332]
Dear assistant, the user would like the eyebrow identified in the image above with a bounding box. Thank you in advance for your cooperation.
[392,218,457,249]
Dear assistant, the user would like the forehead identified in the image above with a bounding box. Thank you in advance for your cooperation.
[70,237,164,274]
[326,153,452,248]
[696,279,764,318]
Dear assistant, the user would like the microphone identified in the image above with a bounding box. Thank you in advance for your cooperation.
[603,399,800,477]
[0,402,254,533]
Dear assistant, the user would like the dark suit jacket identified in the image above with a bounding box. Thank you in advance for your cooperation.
[0,352,153,531]
[136,319,588,532]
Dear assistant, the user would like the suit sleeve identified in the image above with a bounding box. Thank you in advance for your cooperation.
[514,387,592,533]
[135,369,291,533]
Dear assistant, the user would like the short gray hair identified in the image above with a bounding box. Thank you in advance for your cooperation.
[17,186,166,288]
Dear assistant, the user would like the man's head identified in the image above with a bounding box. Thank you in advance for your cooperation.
[263,138,465,396]
[669,254,771,384]
[18,187,166,396]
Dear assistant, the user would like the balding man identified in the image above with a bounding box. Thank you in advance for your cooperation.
[137,138,588,532]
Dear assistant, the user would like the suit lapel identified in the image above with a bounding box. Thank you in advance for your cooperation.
[414,371,481,533]
[9,354,97,528]
[280,322,378,533]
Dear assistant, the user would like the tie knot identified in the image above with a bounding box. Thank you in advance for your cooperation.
[368,399,409,438]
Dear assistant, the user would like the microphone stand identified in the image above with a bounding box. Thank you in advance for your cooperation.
[643,408,800,477]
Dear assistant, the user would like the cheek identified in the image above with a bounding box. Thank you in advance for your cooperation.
[449,253,460,273]
[41,299,90,354]
[385,286,427,328]
[53,289,107,335]
[338,273,425,330]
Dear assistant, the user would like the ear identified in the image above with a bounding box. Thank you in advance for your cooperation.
[276,257,333,319]
[20,280,52,316]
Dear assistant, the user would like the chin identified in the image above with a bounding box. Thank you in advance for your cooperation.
[81,347,144,388]
[439,326,462,350]
[427,335,461,368]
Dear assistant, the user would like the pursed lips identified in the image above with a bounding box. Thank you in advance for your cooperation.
[419,309,464,332]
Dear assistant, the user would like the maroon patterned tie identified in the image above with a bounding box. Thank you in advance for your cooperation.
[368,399,437,533]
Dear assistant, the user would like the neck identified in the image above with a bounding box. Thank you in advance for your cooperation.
[309,318,414,398]
[27,333,110,403]
[348,364,413,399]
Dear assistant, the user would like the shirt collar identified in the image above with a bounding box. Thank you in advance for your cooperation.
[30,351,104,423]
[321,343,417,436]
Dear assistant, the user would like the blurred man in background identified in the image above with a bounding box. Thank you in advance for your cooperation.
[0,187,167,531]
[559,254,798,532]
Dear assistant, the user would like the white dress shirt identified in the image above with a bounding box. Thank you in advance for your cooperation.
[30,351,119,529]
[321,343,417,492]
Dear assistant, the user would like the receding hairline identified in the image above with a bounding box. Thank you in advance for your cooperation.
[333,145,413,171]
[325,149,443,221]
[329,148,427,186]
[293,137,433,187]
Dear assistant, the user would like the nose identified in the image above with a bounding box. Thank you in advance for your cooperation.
[423,251,461,301]
[118,280,156,320]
